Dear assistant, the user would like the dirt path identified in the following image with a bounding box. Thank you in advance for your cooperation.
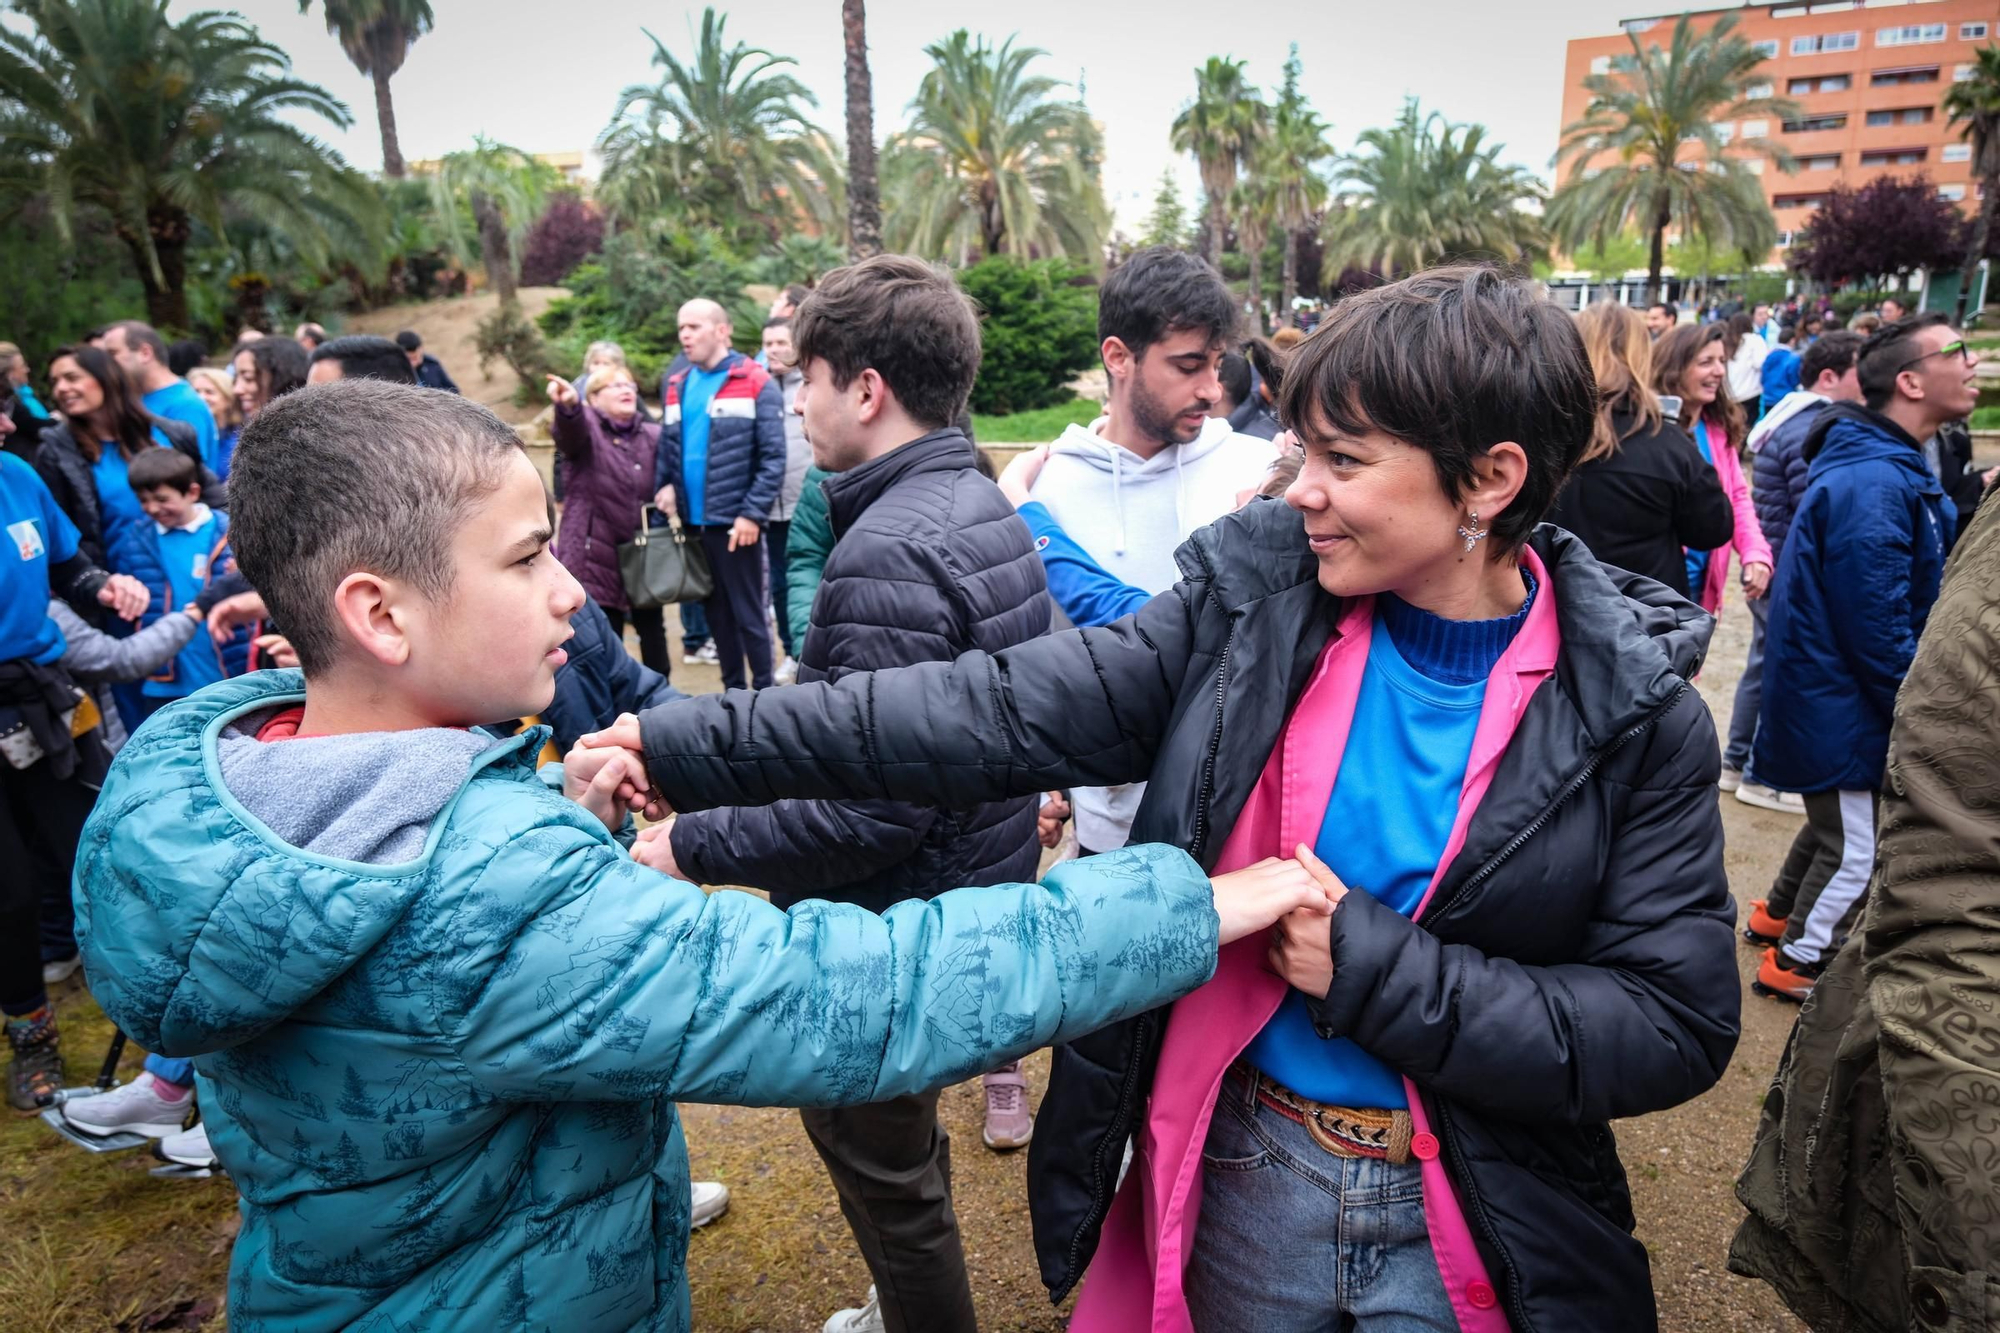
[343,288,567,425]
[0,597,1812,1332]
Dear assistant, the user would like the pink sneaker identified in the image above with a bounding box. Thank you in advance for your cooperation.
[982,1060,1033,1151]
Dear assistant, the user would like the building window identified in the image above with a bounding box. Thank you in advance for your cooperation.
[1794,31,1860,54]
[1860,148,1929,165]
[1747,80,1775,99]
[1623,18,1658,33]
[1797,153,1842,170]
[1939,183,1967,201]
[1754,39,1781,58]
[1746,158,1767,175]
[1958,63,1978,81]
[1809,0,1856,11]
[1877,24,1947,47]
[1866,106,1935,125]
[1774,193,1833,209]
[1778,230,1795,247]
[1590,55,1612,75]
[1788,73,1854,92]
[1773,3,1806,14]
[1963,22,1989,40]
[1944,142,1973,162]
[1783,113,1851,131]
[1871,66,1940,85]
[1742,118,1771,137]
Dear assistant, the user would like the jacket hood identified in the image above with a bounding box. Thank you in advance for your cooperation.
[1802,402,1938,491]
[1178,502,1710,736]
[1748,391,1828,453]
[1048,413,1245,477]
[75,672,544,1057]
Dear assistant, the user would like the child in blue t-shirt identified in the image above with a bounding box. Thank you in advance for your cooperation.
[125,447,244,704]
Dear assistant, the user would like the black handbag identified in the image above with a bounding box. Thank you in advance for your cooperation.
[618,504,713,609]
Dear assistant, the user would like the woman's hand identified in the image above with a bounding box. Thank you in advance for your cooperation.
[653,484,676,516]
[546,374,578,410]
[1265,846,1350,998]
[1742,561,1772,599]
[254,633,299,669]
[1211,846,1337,947]
[96,573,149,621]
[997,444,1049,509]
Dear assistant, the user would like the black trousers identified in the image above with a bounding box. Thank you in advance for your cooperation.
[0,756,99,1012]
[698,526,773,690]
[766,519,794,660]
[600,604,672,681]
[800,1091,976,1333]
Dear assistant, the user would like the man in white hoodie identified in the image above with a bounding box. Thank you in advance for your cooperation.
[1020,247,1275,854]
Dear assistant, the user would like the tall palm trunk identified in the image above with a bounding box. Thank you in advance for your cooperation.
[1201,191,1224,267]
[842,0,882,259]
[374,66,405,178]
[1957,132,1998,325]
[1246,242,1265,334]
[473,191,516,307]
[1280,228,1300,328]
[1647,186,1671,305]
[124,204,191,330]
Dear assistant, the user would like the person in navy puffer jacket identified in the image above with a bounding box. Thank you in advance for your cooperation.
[1749,315,1972,1002]
[1723,330,1864,797]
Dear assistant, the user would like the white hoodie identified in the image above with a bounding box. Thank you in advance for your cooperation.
[1747,389,1827,454]
[1028,415,1276,851]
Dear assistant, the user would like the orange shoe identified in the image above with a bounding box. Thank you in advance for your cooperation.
[1751,947,1822,1003]
[1743,899,1788,945]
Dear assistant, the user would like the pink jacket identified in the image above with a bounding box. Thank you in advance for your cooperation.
[1695,419,1772,615]
[1070,547,1562,1333]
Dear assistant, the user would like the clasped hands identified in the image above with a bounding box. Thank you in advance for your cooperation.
[564,715,687,879]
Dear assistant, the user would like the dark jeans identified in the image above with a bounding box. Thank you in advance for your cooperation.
[679,601,709,654]
[799,1090,976,1333]
[698,526,773,690]
[766,519,793,659]
[1,756,99,1007]
[1723,594,1769,774]
[1768,789,1878,966]
[600,604,672,681]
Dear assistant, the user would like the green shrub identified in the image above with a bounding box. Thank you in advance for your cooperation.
[1971,405,2000,431]
[537,231,763,388]
[959,256,1100,416]
[970,396,1102,443]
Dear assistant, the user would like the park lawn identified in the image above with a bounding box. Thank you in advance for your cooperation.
[972,397,1099,444]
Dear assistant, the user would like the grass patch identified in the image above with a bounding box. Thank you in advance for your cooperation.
[971,397,1099,444]
[1973,406,2000,431]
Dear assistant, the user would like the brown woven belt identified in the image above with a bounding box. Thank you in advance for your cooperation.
[1233,1061,1415,1165]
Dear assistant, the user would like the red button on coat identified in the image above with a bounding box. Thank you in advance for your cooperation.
[1410,1132,1439,1160]
[1467,1281,1498,1309]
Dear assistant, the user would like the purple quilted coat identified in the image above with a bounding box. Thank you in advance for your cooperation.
[550,401,661,610]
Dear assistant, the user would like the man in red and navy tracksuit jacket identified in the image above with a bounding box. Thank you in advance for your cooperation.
[654,298,789,689]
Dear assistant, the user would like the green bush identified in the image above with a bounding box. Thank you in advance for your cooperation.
[959,256,1100,416]
[1970,405,2000,431]
[537,231,763,388]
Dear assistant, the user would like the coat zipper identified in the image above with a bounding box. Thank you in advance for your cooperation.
[1057,619,1237,1302]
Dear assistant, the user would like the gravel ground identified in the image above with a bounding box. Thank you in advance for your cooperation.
[668,590,1812,1333]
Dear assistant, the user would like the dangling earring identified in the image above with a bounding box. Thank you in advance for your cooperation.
[1457,511,1488,554]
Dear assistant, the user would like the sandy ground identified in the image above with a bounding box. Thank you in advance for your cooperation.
[344,288,567,425]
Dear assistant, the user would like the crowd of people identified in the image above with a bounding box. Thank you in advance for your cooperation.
[2,251,1998,1333]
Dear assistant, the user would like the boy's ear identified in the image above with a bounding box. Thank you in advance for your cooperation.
[186,481,202,504]
[331,570,413,668]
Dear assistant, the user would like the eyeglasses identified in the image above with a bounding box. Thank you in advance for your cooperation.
[1897,339,1974,375]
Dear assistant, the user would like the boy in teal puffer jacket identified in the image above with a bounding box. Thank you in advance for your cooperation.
[73,381,1329,1333]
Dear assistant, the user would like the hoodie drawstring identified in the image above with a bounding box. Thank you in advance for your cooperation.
[1112,448,1127,556]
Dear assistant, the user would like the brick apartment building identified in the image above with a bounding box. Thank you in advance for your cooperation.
[1558,0,2000,299]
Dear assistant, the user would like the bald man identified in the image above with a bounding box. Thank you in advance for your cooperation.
[653,299,788,689]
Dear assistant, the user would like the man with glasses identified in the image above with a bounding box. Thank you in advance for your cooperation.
[1747,315,1974,1002]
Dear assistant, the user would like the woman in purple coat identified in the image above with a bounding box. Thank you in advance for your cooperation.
[546,366,670,677]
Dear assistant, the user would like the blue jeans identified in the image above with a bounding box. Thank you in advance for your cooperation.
[1184,1067,1456,1332]
[1723,594,1769,774]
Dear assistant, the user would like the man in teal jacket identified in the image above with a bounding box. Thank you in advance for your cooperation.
[73,380,1326,1332]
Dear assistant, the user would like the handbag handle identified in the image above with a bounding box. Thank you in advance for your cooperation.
[633,502,686,549]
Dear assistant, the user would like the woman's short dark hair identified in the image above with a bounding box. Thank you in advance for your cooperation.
[1276,265,1596,556]
[49,343,155,463]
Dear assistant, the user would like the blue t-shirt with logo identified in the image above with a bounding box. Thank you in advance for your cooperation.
[0,452,82,664]
[144,381,219,472]
[142,508,228,699]
[679,363,730,526]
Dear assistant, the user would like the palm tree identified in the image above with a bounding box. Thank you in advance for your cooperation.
[1170,57,1269,267]
[1230,178,1274,333]
[842,0,881,259]
[1321,100,1546,278]
[1549,12,1796,303]
[0,0,380,329]
[1945,43,2000,324]
[881,31,1110,264]
[428,138,552,308]
[1262,49,1332,327]
[596,8,842,248]
[298,0,433,179]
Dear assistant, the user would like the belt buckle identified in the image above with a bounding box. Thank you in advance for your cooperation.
[1303,1105,1357,1158]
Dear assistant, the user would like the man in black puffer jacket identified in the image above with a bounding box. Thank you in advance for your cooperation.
[649,255,1049,1333]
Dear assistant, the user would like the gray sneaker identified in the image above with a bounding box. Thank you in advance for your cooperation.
[156,1120,219,1169]
[60,1072,190,1140]
[823,1286,883,1333]
[690,1179,729,1229]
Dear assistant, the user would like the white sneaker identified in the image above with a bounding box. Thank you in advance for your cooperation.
[1735,782,1806,814]
[774,655,799,685]
[824,1287,884,1333]
[690,1179,730,1228]
[696,642,719,665]
[60,1072,190,1139]
[156,1120,219,1169]
[41,954,81,985]
[1717,767,1743,793]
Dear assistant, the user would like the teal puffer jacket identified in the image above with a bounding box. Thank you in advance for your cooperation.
[74,674,1219,1332]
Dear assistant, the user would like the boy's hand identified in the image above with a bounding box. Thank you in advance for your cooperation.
[1264,845,1350,997]
[1037,791,1071,849]
[97,574,150,621]
[630,821,693,881]
[254,633,300,669]
[546,373,578,410]
[1210,844,1338,947]
[208,590,267,643]
[565,745,644,834]
[569,715,667,817]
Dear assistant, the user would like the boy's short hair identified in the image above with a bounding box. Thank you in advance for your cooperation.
[310,335,418,385]
[1278,264,1596,556]
[228,381,527,676]
[1099,247,1237,360]
[1216,352,1251,413]
[1800,330,1864,391]
[127,445,200,494]
[1858,312,1952,410]
[792,254,981,430]
[394,330,423,353]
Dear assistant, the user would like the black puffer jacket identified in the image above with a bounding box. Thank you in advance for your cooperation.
[34,415,221,567]
[665,429,1050,911]
[636,501,1739,1332]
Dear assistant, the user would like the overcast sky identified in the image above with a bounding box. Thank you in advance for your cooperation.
[176,0,1662,229]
